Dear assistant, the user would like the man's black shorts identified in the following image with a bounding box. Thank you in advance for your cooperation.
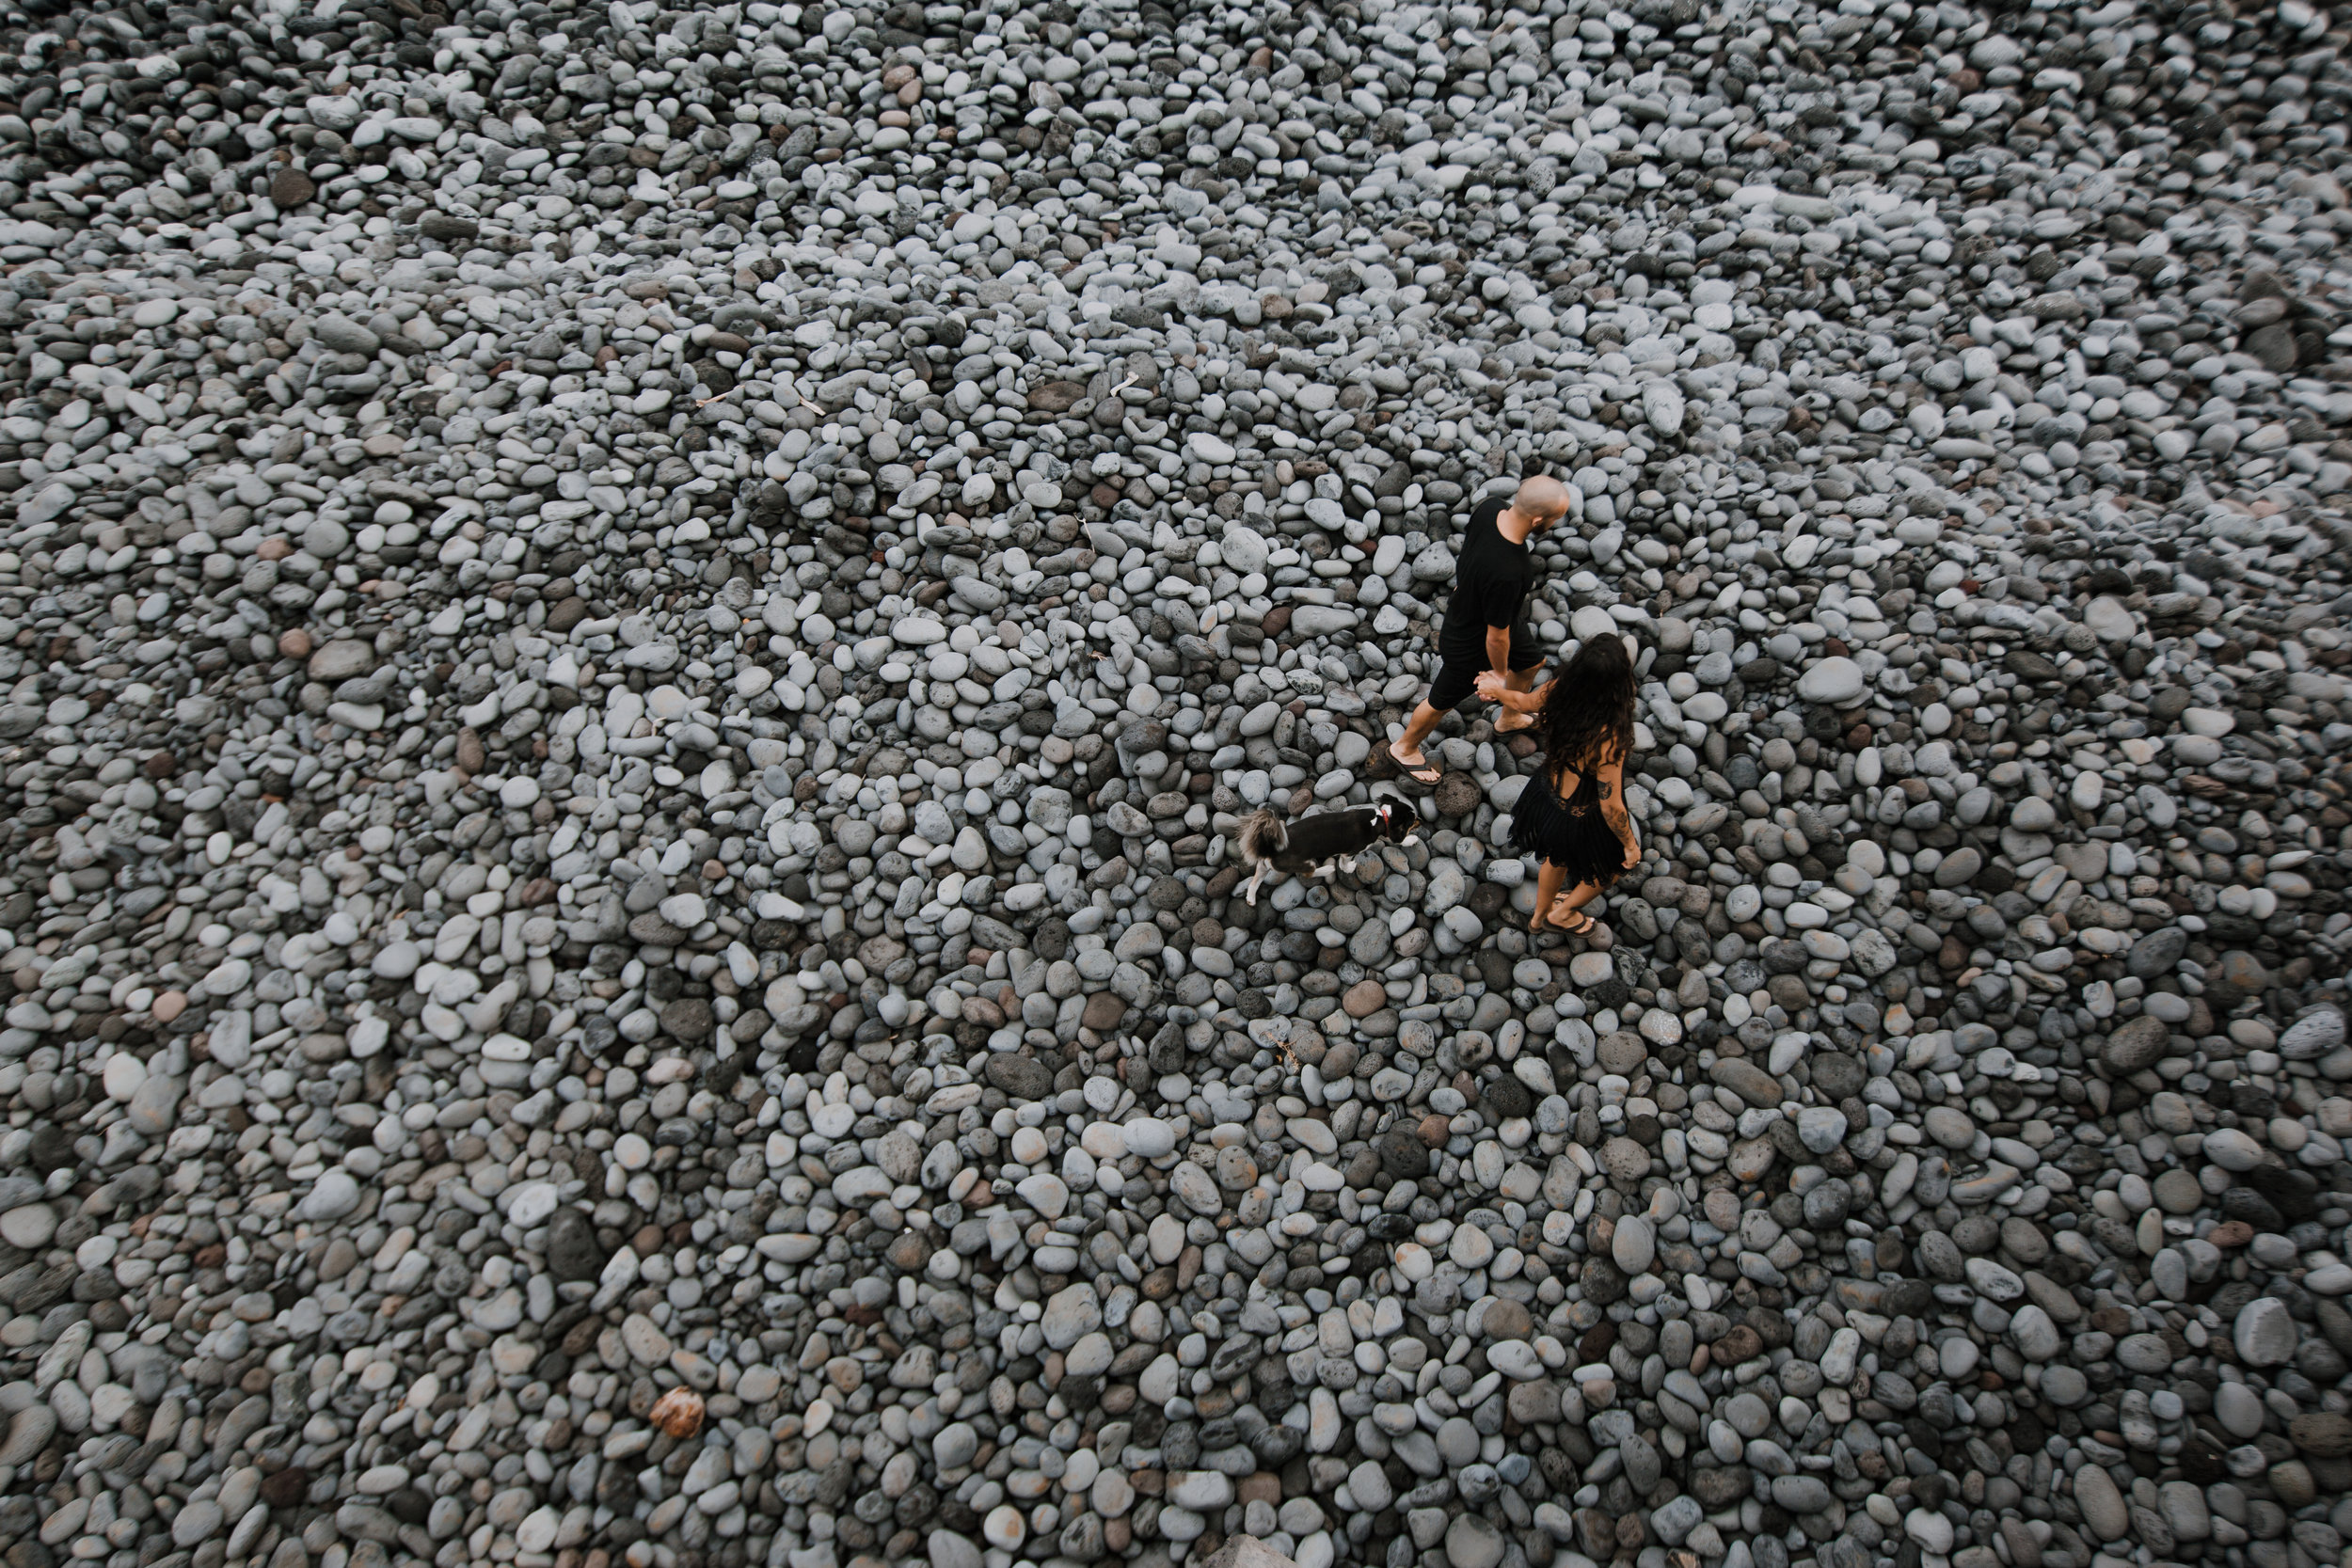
[1429,621,1543,711]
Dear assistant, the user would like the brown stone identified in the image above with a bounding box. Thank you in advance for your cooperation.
[2211,949,2270,1002]
[1416,1113,1453,1147]
[259,1467,310,1509]
[1341,979,1387,1019]
[278,629,313,659]
[1261,605,1293,639]
[1028,380,1089,412]
[2289,1412,2352,1458]
[2101,1015,2170,1072]
[885,1230,933,1273]
[1506,1379,1560,1424]
[1081,992,1127,1031]
[2243,323,2301,372]
[1483,1299,1533,1339]
[1434,772,1484,817]
[271,166,317,207]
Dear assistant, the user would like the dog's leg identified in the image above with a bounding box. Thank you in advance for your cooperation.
[1246,863,1267,905]
[1316,863,1338,879]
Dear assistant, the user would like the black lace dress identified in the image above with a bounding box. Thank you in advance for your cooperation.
[1509,757,1631,888]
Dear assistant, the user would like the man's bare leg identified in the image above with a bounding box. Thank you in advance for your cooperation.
[1494,666,1541,732]
[1388,701,1444,783]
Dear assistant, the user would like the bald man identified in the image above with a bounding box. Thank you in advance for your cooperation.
[1388,475,1572,784]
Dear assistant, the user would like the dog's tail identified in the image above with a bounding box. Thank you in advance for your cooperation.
[1235,809,1284,863]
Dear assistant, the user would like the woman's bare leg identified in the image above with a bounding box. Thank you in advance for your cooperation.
[1549,879,1610,936]
[1529,862,1568,929]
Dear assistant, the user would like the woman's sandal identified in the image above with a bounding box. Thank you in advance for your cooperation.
[1550,902,1604,940]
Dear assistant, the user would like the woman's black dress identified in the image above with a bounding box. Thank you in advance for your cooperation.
[1509,759,1630,887]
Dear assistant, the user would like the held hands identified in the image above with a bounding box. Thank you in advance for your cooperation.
[1473,671,1509,702]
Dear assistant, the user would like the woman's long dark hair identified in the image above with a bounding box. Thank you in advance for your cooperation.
[1537,633,1636,775]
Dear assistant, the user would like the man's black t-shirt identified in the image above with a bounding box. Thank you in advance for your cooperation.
[1438,496,1533,660]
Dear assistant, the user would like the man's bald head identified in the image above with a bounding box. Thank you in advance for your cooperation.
[1512,475,1572,528]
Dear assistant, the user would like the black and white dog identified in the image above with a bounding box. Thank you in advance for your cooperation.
[1233,798,1422,906]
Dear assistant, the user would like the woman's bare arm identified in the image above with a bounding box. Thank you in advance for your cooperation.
[1597,753,1640,864]
[1472,671,1547,712]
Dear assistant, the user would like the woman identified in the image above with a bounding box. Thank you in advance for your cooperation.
[1476,632,1642,937]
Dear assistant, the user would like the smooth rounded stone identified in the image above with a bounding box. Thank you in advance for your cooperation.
[1709,1058,1783,1107]
[2004,1307,2060,1363]
[1434,1417,1481,1467]
[2102,1015,2173,1071]
[1122,1119,1178,1159]
[2203,1128,2265,1171]
[933,1423,981,1470]
[1724,1392,1772,1438]
[2073,1465,2129,1542]
[2116,1333,2175,1374]
[982,1506,1026,1551]
[1923,1106,1976,1148]
[0,1405,56,1465]
[1597,1032,1647,1075]
[1795,1106,1849,1155]
[1797,657,1867,705]
[0,1200,56,1249]
[173,1500,226,1548]
[2282,1008,2347,1060]
[1649,1497,1704,1547]
[2288,1412,2352,1457]
[2234,1297,2297,1367]
[1599,1137,1650,1181]
[2151,1169,2203,1214]
[2158,1481,2213,1543]
[1347,1461,1393,1513]
[1442,1513,1505,1568]
[1486,1339,1544,1380]
[2039,1365,2090,1406]
[546,1212,607,1288]
[302,1169,365,1222]
[1612,1214,1657,1275]
[1904,1508,1955,1553]
[2127,927,2190,979]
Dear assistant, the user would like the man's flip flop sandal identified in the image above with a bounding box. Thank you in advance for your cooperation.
[1387,748,1442,786]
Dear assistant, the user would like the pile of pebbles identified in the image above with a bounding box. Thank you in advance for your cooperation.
[4,3,2352,1568]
